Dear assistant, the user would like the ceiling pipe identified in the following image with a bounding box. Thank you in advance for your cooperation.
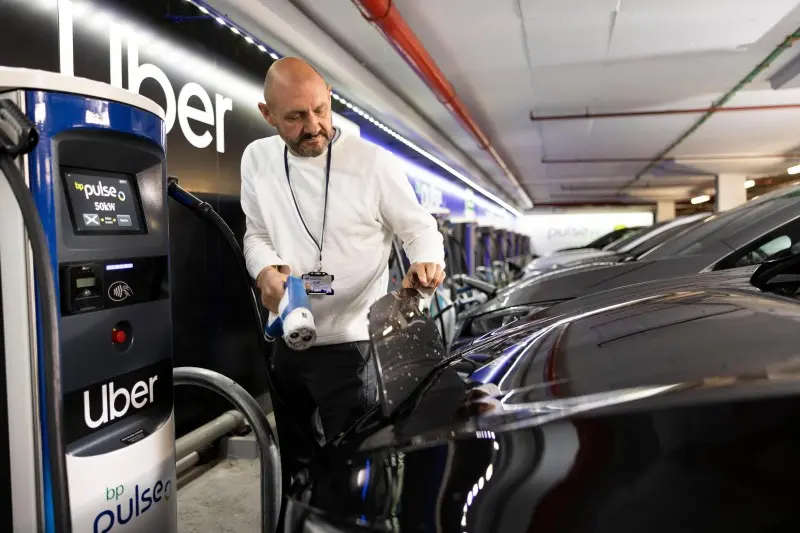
[542,154,800,164]
[349,0,533,210]
[530,103,800,122]
[618,27,800,193]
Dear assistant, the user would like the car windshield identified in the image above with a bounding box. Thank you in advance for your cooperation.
[603,224,660,251]
[624,218,707,258]
[584,227,638,249]
[644,184,800,260]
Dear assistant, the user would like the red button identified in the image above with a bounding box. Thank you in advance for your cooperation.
[112,329,127,344]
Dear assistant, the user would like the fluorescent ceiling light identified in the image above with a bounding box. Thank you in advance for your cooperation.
[691,195,711,205]
[744,179,755,189]
[788,164,800,175]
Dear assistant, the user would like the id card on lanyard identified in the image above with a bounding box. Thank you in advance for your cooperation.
[285,144,335,295]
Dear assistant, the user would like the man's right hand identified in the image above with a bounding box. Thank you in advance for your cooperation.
[256,266,288,314]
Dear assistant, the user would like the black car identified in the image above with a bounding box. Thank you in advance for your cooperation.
[283,254,800,532]
[521,214,709,279]
[558,214,708,269]
[456,183,800,340]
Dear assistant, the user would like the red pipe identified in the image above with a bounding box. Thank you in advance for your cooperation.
[350,0,527,199]
[530,103,800,122]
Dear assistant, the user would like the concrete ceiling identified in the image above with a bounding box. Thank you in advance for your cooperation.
[286,0,800,207]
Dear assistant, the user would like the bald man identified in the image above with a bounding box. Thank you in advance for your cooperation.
[240,56,445,479]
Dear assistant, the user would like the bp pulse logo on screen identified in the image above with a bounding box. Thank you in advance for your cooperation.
[93,477,172,532]
[74,180,127,211]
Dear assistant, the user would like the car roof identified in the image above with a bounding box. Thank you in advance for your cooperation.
[616,213,709,253]
[644,183,800,260]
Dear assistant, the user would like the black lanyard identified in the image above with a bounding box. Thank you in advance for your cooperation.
[284,144,332,271]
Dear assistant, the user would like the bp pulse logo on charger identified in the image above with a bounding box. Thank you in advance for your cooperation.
[74,179,127,211]
[93,477,172,533]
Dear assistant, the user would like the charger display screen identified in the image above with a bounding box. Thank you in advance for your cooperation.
[75,277,96,289]
[63,169,146,234]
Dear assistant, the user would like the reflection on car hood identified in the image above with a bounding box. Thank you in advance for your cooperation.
[355,265,800,452]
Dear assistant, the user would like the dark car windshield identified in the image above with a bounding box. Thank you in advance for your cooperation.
[644,184,800,260]
[604,224,660,251]
[625,218,707,259]
[584,227,640,249]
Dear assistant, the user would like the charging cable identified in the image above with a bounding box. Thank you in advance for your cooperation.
[0,98,72,531]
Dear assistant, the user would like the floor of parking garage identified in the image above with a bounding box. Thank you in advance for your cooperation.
[178,458,261,533]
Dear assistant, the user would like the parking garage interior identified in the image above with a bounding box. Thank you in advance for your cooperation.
[5,1,800,532]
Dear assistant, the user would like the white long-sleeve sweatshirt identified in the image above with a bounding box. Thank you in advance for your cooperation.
[241,128,445,346]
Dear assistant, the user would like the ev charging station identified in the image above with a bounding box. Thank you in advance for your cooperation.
[0,68,176,532]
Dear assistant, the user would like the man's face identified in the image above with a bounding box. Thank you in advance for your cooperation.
[260,80,334,157]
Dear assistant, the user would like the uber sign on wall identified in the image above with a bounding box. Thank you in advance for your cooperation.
[75,1,278,196]
[0,0,279,196]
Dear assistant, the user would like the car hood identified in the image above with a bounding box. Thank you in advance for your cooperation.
[349,264,800,453]
[288,263,800,533]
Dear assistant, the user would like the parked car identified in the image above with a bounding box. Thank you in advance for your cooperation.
[523,226,649,270]
[523,214,705,275]
[283,254,800,533]
[555,225,643,252]
[455,183,800,341]
[554,213,709,270]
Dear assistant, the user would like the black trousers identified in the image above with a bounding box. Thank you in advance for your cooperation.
[269,338,378,524]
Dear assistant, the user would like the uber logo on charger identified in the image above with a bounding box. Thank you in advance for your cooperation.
[63,359,173,444]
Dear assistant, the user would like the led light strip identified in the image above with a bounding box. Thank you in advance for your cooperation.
[184,0,523,217]
[330,92,522,217]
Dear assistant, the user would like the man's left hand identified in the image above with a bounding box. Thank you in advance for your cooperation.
[403,262,446,291]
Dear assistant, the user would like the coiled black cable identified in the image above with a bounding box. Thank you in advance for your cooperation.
[0,98,72,532]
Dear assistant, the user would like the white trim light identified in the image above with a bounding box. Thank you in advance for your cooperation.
[744,179,755,189]
[182,0,522,217]
[788,164,800,175]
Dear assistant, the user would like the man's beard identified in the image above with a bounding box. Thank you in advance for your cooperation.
[286,129,331,157]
